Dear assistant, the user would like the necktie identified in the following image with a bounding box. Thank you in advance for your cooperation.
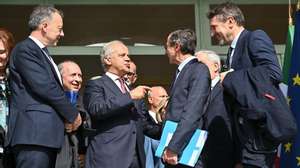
[226,47,233,70]
[175,69,180,79]
[42,47,50,56]
[118,78,127,93]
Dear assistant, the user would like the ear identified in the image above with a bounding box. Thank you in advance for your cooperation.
[148,97,153,104]
[103,57,112,66]
[227,16,236,27]
[40,22,48,32]
[213,62,220,73]
[174,42,181,52]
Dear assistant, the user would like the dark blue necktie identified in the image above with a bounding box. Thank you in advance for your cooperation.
[42,47,50,56]
[225,47,233,69]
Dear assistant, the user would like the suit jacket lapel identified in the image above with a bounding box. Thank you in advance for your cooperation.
[102,74,124,95]
[211,82,222,101]
[170,58,198,94]
[231,29,249,68]
[27,38,63,89]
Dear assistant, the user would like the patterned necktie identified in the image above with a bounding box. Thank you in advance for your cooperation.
[226,47,233,69]
[118,78,127,93]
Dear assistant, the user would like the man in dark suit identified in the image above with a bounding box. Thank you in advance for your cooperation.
[83,40,161,168]
[196,50,235,168]
[7,6,81,168]
[162,29,210,168]
[207,2,282,168]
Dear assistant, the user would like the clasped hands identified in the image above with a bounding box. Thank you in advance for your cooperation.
[65,113,82,133]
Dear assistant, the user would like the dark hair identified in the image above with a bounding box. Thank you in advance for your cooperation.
[28,5,63,31]
[0,28,15,56]
[168,29,196,55]
[207,2,245,26]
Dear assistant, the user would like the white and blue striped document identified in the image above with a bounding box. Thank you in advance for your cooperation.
[155,120,208,167]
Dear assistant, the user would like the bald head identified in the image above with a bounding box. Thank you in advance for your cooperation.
[148,86,169,112]
[58,60,82,91]
[195,50,221,80]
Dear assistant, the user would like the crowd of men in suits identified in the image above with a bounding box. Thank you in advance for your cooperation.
[0,1,295,168]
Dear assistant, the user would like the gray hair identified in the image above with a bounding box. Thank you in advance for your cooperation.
[197,50,221,71]
[207,2,245,26]
[100,40,124,71]
[57,60,78,75]
[28,5,63,31]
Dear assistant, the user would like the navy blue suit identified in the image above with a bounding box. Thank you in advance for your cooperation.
[223,29,282,167]
[165,58,210,168]
[8,38,78,167]
[83,74,160,168]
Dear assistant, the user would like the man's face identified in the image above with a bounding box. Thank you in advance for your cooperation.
[61,62,82,91]
[209,16,232,45]
[44,12,64,46]
[106,43,131,76]
[148,87,169,110]
[0,40,9,71]
[165,36,177,64]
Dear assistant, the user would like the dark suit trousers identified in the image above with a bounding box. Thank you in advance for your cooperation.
[13,145,57,168]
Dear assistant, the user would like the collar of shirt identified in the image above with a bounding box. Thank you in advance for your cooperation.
[230,28,244,50]
[211,75,220,90]
[106,72,129,91]
[148,110,158,124]
[29,36,45,49]
[177,56,197,75]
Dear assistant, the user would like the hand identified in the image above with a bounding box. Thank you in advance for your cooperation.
[129,86,150,100]
[162,148,178,165]
[234,163,243,168]
[220,69,234,83]
[72,113,82,131]
[65,114,82,133]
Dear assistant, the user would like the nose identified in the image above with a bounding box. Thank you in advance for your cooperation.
[60,30,64,37]
[74,75,82,83]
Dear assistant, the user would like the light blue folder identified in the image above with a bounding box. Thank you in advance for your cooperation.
[155,120,208,167]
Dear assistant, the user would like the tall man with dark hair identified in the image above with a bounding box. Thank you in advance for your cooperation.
[207,2,283,168]
[162,29,210,168]
[7,5,81,168]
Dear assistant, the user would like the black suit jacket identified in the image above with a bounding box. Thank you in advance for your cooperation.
[165,58,210,164]
[201,82,234,168]
[7,38,78,148]
[83,74,160,168]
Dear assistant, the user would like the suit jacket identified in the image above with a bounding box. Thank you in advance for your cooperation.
[223,29,283,166]
[83,74,161,168]
[201,82,234,168]
[229,29,282,83]
[7,38,78,149]
[165,58,210,167]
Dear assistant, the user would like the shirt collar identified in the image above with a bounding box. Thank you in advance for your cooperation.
[230,29,244,49]
[177,56,197,73]
[148,110,158,123]
[29,36,45,49]
[211,75,220,89]
[105,72,120,82]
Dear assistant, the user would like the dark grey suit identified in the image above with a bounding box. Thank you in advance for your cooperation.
[165,58,210,168]
[83,74,160,168]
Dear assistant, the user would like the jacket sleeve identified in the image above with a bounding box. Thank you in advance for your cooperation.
[248,30,282,83]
